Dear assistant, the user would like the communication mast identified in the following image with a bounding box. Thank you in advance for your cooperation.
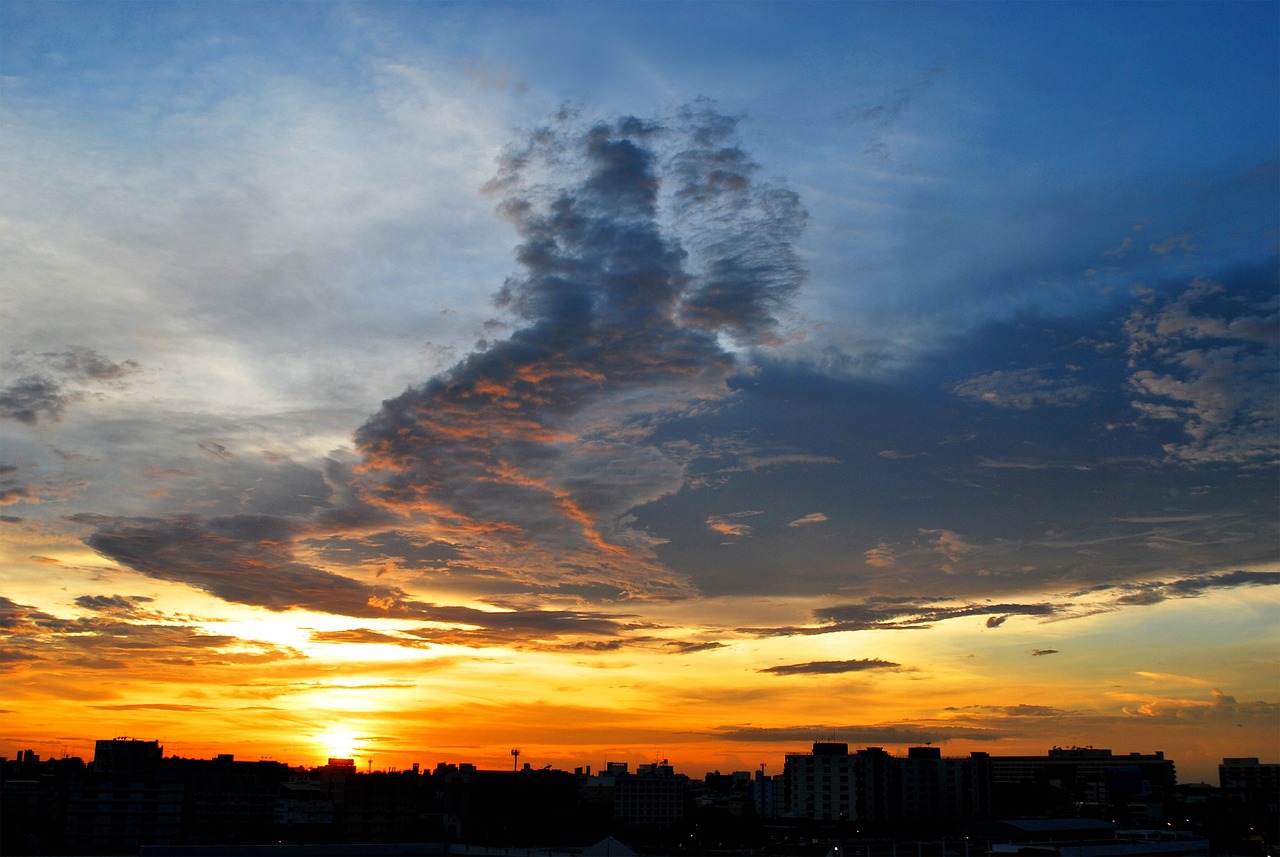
[511,748,520,770]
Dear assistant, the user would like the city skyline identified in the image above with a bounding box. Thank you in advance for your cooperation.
[2,2,1277,786]
[0,733,1237,781]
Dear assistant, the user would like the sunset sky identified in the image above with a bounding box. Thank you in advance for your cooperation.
[2,2,1277,783]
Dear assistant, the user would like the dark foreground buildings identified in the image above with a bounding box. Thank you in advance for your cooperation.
[1,738,1276,855]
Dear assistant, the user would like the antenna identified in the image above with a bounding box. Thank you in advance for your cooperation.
[511,748,520,771]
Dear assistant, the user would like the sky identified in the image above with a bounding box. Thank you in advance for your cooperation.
[1,1,1277,784]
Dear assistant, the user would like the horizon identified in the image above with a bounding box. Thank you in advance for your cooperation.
[1,733,1264,786]
[2,1,1276,797]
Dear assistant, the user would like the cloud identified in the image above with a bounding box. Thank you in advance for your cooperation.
[947,703,1076,720]
[739,566,1279,639]
[353,104,808,598]
[0,348,139,424]
[0,375,69,424]
[864,543,896,569]
[1031,648,1059,656]
[1125,275,1279,464]
[0,595,301,673]
[788,512,827,527]
[665,640,724,655]
[835,65,945,161]
[711,723,1000,744]
[953,367,1093,410]
[997,704,1065,717]
[1119,687,1280,723]
[80,513,422,619]
[721,453,842,474]
[706,511,760,538]
[43,347,140,381]
[759,658,901,676]
[74,594,157,616]
[0,483,36,506]
[1115,569,1280,607]
[746,599,1062,637]
[89,703,218,712]
[310,628,432,648]
[1162,569,1280,594]
[79,512,654,648]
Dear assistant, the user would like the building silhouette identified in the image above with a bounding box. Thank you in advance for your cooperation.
[1,736,1276,856]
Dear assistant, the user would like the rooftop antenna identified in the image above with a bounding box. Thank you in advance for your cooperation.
[511,748,520,771]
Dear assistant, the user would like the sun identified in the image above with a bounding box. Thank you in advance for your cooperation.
[316,727,361,761]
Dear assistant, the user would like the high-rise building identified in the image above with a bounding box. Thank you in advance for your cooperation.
[785,742,855,821]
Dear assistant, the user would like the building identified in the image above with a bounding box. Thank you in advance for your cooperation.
[785,742,855,821]
[1218,757,1279,846]
[896,746,991,822]
[784,743,991,826]
[597,761,687,829]
[1219,757,1279,794]
[990,748,1176,819]
[63,739,184,853]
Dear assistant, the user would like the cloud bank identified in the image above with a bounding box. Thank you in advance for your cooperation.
[352,106,807,597]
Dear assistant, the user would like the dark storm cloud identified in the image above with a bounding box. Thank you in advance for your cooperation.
[354,105,807,596]
[759,658,901,676]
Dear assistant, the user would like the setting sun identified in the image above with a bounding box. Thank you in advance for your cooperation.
[316,727,362,763]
